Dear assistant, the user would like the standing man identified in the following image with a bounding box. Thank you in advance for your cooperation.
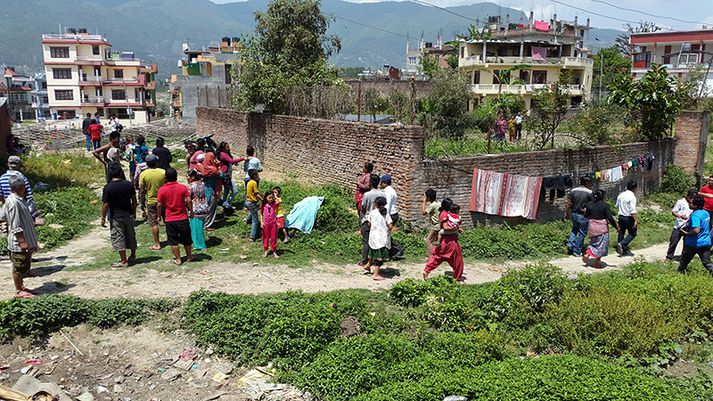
[564,176,593,257]
[380,174,404,258]
[514,112,523,141]
[666,188,695,261]
[82,112,93,151]
[615,181,638,256]
[157,168,193,265]
[184,140,196,169]
[92,131,122,182]
[358,174,384,267]
[152,137,173,171]
[697,175,713,223]
[0,155,43,225]
[94,112,102,125]
[678,195,713,273]
[101,162,137,268]
[2,175,38,298]
[139,154,166,250]
[243,145,262,201]
[421,189,441,257]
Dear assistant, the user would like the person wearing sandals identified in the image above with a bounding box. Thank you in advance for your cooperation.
[157,168,194,266]
[101,162,137,269]
[2,175,38,298]
[582,189,618,269]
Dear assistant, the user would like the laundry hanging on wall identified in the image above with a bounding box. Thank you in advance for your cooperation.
[542,175,573,204]
[469,168,543,220]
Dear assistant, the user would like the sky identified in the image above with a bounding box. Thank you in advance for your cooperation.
[210,0,713,31]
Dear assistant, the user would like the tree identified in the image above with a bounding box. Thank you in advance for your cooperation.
[527,70,572,149]
[234,0,342,114]
[615,21,661,56]
[592,47,631,101]
[420,54,440,80]
[608,64,682,140]
[417,69,472,137]
[494,64,530,97]
[565,103,626,146]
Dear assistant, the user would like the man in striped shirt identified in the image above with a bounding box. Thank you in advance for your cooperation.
[0,155,43,225]
[2,174,38,298]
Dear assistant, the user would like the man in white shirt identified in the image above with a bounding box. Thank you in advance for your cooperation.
[380,174,404,259]
[615,181,638,256]
[514,113,523,140]
[667,188,695,260]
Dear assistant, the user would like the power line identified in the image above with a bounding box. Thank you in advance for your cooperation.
[330,14,411,40]
[408,0,478,23]
[589,0,713,27]
[547,0,646,25]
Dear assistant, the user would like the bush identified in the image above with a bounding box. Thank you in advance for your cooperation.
[295,332,509,401]
[390,276,456,307]
[661,164,694,194]
[0,296,178,341]
[353,355,707,401]
[183,290,371,371]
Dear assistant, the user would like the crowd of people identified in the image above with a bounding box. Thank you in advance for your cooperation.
[493,112,524,142]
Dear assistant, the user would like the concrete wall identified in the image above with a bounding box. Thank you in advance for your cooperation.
[196,107,707,226]
[174,64,230,120]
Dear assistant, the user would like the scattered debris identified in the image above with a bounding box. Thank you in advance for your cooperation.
[160,368,182,382]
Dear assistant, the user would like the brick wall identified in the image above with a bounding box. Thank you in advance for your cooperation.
[196,107,424,220]
[196,107,705,227]
[674,111,710,176]
[411,140,676,226]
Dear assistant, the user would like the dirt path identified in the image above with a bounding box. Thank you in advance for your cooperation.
[0,225,672,300]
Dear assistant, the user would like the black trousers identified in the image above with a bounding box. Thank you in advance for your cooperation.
[360,221,370,264]
[617,216,637,249]
[389,213,404,259]
[666,228,683,259]
[678,245,713,273]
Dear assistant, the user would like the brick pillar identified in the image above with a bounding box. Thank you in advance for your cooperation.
[674,111,710,175]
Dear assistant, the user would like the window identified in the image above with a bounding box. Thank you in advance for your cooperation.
[92,45,100,55]
[472,71,480,84]
[50,47,70,58]
[532,70,547,84]
[224,64,232,85]
[41,81,47,89]
[111,90,126,100]
[114,70,124,79]
[519,70,531,84]
[54,90,73,100]
[95,88,103,97]
[663,45,672,64]
[52,68,72,79]
[408,56,418,65]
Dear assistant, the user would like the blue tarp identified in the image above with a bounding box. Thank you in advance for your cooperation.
[285,196,324,234]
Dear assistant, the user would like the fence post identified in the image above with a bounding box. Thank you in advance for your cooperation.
[357,80,362,122]
[410,77,416,125]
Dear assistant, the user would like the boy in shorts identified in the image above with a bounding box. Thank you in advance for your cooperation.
[157,168,194,265]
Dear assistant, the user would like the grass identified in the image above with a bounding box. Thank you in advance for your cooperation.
[425,135,531,158]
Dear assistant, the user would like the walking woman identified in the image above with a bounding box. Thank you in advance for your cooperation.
[216,141,247,211]
[199,147,221,229]
[423,198,464,282]
[582,189,619,269]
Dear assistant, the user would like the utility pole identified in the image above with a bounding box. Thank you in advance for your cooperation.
[357,80,362,122]
[409,77,416,125]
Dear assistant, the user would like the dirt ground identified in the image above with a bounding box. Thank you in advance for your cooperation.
[0,223,672,300]
[0,323,306,401]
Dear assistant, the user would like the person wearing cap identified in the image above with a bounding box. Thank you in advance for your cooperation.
[2,174,39,298]
[379,174,404,259]
[0,156,43,225]
[152,137,173,171]
[139,154,166,250]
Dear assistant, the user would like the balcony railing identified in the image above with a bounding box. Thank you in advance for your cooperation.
[81,97,105,104]
[42,33,105,41]
[460,55,593,67]
[104,78,141,84]
[76,55,105,61]
[79,76,103,85]
[469,83,583,94]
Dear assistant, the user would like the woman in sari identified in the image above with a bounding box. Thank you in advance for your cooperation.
[583,189,619,269]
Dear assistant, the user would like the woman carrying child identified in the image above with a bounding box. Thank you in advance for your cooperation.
[259,190,279,258]
[423,198,464,282]
[363,197,393,281]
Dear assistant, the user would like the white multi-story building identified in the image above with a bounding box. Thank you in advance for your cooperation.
[42,28,157,124]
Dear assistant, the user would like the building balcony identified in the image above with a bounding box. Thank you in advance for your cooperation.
[460,55,592,68]
[79,76,103,86]
[469,83,584,96]
[81,97,106,105]
[103,78,142,86]
[144,81,157,90]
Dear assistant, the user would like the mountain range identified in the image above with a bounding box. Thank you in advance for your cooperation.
[0,0,622,78]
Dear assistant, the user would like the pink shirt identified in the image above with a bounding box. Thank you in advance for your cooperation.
[219,152,246,174]
[262,202,277,225]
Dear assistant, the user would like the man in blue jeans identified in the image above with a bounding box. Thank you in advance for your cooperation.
[81,113,93,151]
[564,176,593,257]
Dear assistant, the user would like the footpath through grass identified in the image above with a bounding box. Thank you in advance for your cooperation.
[3,262,713,400]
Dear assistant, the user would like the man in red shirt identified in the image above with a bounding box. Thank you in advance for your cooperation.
[88,119,104,150]
[699,175,713,219]
[157,168,194,265]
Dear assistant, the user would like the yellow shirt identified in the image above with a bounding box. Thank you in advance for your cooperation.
[139,168,166,205]
[275,196,284,217]
[246,179,259,203]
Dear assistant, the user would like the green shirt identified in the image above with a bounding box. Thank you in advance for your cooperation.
[426,201,441,231]
[139,168,166,205]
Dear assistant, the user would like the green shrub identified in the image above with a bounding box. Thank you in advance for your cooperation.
[183,290,371,371]
[0,296,178,340]
[661,165,694,194]
[353,355,707,401]
[295,332,509,401]
[390,276,456,307]
[22,154,105,188]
